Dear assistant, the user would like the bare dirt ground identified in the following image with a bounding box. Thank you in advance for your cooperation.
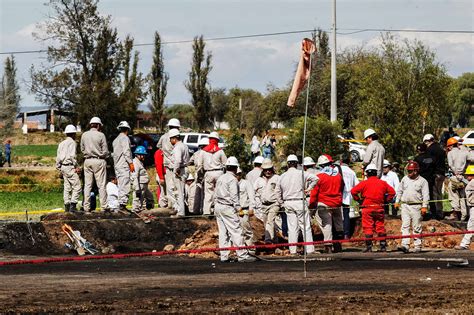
[0,252,473,313]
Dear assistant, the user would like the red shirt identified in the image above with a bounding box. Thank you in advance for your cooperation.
[154,149,165,181]
[351,176,396,210]
[309,173,343,208]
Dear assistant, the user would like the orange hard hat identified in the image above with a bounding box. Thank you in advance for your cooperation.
[447,137,458,147]
[406,161,420,171]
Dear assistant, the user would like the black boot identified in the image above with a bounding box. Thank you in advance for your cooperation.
[380,240,387,252]
[69,203,77,213]
[64,203,70,212]
[324,245,333,254]
[333,232,344,253]
[363,235,373,253]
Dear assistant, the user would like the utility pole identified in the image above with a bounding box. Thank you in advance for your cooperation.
[330,0,337,122]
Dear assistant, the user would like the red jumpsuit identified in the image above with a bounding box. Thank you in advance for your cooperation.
[154,149,165,200]
[351,176,396,236]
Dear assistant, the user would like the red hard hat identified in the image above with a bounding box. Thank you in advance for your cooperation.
[406,161,420,171]
[323,154,334,163]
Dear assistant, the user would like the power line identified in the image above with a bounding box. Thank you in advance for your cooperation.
[1,27,473,55]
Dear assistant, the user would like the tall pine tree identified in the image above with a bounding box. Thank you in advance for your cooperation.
[0,55,20,137]
[148,31,169,131]
[185,35,213,130]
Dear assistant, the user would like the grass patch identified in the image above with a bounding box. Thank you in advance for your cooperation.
[0,191,64,212]
[12,145,58,157]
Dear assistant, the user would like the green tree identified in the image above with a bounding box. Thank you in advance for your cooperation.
[450,72,474,127]
[281,115,344,160]
[164,104,197,130]
[185,35,213,131]
[225,87,268,135]
[30,0,145,138]
[0,55,20,137]
[210,87,229,123]
[224,130,252,173]
[148,31,169,131]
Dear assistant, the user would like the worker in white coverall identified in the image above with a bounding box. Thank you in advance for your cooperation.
[254,159,282,244]
[188,137,208,214]
[455,165,474,250]
[56,124,82,212]
[446,137,470,221]
[197,132,227,216]
[236,167,255,251]
[214,156,256,263]
[184,174,198,214]
[131,146,154,212]
[245,155,264,220]
[276,154,317,255]
[362,128,385,178]
[157,118,181,209]
[394,161,430,253]
[169,129,189,217]
[80,117,110,212]
[112,121,134,211]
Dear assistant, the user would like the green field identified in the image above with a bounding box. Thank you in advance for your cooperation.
[0,191,64,212]
[12,145,58,157]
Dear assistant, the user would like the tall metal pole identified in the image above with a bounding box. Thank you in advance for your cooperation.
[330,0,337,122]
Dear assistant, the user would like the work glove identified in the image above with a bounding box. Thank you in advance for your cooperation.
[238,209,245,217]
[135,190,142,198]
[421,207,428,215]
[394,203,401,209]
[129,163,135,172]
[159,179,165,186]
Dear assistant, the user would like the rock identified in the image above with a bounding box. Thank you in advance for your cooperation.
[212,232,219,238]
[163,244,175,251]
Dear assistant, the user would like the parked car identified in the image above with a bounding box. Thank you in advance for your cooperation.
[181,132,226,155]
[338,135,367,162]
[461,130,474,147]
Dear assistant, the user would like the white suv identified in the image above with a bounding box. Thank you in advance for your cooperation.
[181,132,226,154]
[461,130,474,147]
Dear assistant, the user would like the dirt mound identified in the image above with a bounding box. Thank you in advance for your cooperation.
[0,213,471,256]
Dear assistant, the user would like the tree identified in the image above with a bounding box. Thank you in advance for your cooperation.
[224,130,252,173]
[148,31,169,131]
[210,87,228,123]
[450,73,474,127]
[0,55,20,137]
[30,0,145,137]
[185,35,213,131]
[164,104,197,130]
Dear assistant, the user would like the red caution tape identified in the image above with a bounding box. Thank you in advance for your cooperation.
[1,230,473,266]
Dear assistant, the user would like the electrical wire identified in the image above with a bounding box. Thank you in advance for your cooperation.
[1,27,472,55]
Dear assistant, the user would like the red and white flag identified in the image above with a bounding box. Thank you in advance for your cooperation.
[287,38,316,107]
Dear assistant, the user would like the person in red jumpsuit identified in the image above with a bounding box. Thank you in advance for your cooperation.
[351,164,396,252]
[154,149,166,207]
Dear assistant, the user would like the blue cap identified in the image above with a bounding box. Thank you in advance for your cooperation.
[134,146,147,155]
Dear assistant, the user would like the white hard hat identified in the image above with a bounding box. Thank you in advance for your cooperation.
[423,134,434,142]
[287,154,298,163]
[317,155,331,166]
[236,167,242,174]
[383,159,391,167]
[365,164,378,172]
[454,136,463,142]
[89,117,102,125]
[186,174,195,181]
[363,128,376,139]
[261,158,274,169]
[209,131,219,139]
[117,121,130,130]
[167,118,181,128]
[303,156,316,166]
[226,156,239,167]
[168,129,180,138]
[254,156,264,165]
[198,137,209,146]
[64,124,77,134]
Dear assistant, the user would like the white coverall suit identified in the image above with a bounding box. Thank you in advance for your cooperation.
[132,157,154,211]
[171,140,190,216]
[214,171,251,262]
[239,178,256,247]
[460,179,474,248]
[363,140,385,178]
[198,150,227,215]
[112,133,133,207]
[56,137,81,207]
[246,166,263,220]
[254,174,282,243]
[447,147,469,219]
[157,131,177,208]
[396,175,430,250]
[80,128,109,211]
[276,167,317,254]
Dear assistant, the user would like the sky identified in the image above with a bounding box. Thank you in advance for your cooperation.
[0,0,473,110]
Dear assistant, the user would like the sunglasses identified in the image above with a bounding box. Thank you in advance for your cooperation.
[407,170,415,173]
